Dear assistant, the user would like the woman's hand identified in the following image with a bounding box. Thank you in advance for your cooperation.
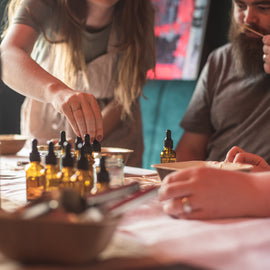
[225,146,270,172]
[158,167,264,219]
[51,87,103,142]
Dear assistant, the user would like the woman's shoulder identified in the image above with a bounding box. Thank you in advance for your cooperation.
[13,0,55,33]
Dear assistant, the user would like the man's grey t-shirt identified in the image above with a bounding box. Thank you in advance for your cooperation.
[181,44,270,162]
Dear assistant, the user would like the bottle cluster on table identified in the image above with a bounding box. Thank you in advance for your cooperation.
[25,131,124,201]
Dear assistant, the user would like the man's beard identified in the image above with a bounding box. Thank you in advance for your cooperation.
[228,20,265,77]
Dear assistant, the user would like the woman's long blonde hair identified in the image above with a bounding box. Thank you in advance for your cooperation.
[3,0,156,117]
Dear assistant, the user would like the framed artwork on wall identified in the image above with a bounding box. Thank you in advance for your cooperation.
[149,0,211,80]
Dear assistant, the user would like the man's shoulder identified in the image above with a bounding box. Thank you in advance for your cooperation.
[206,43,234,71]
[209,43,232,59]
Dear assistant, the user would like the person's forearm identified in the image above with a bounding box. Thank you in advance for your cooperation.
[1,46,70,103]
[101,100,122,138]
[251,172,270,216]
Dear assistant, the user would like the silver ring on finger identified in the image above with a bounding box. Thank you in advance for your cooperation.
[263,54,267,62]
[181,197,192,214]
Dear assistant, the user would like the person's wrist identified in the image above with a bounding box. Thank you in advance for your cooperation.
[45,81,71,103]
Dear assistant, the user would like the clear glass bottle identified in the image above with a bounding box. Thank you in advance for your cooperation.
[26,139,44,201]
[160,129,176,163]
[106,154,124,187]
[57,142,75,190]
[41,141,60,192]
[92,139,102,189]
[91,156,110,194]
[71,143,93,197]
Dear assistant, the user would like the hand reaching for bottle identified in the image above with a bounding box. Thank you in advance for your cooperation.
[51,88,103,142]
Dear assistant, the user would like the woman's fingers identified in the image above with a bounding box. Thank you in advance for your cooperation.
[61,92,103,141]
[82,94,103,142]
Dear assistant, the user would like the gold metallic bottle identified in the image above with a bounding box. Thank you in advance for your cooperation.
[41,141,60,192]
[57,142,75,190]
[71,143,93,197]
[26,139,44,201]
[160,129,176,163]
[91,156,110,194]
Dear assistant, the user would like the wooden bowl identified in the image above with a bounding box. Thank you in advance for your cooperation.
[152,161,254,180]
[0,215,120,264]
[0,134,27,155]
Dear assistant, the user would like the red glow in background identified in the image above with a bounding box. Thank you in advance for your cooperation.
[149,0,195,80]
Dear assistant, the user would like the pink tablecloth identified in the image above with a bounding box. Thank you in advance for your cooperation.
[1,152,270,270]
[115,199,270,270]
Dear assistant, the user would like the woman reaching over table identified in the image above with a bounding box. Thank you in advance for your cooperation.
[0,0,156,166]
[159,146,270,220]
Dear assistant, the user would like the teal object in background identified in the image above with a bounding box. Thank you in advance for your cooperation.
[140,80,196,169]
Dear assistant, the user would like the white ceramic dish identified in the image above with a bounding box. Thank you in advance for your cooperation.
[152,161,254,180]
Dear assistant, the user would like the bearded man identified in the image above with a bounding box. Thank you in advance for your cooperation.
[175,0,270,163]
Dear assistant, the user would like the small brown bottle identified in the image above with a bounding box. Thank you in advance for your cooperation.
[83,134,95,179]
[74,136,83,161]
[41,141,60,192]
[71,143,94,197]
[26,139,44,201]
[91,156,110,194]
[58,130,67,170]
[57,141,75,190]
[160,129,176,163]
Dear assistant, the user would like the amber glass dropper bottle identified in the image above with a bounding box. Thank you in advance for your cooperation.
[74,136,83,160]
[57,141,75,190]
[26,139,44,201]
[58,130,67,170]
[91,156,110,194]
[41,141,60,192]
[160,129,176,163]
[83,134,95,178]
[71,143,93,197]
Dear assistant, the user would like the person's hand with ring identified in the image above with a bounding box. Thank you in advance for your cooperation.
[51,87,103,142]
[158,166,262,219]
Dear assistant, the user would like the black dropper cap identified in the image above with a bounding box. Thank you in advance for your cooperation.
[29,139,41,162]
[83,134,92,155]
[62,141,74,168]
[77,144,89,170]
[75,136,83,151]
[164,129,173,148]
[97,157,109,184]
[45,141,57,165]
[59,130,66,147]
[92,139,101,152]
